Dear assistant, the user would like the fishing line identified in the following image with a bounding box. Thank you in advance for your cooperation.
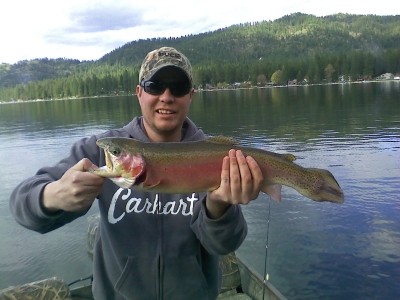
[262,196,272,300]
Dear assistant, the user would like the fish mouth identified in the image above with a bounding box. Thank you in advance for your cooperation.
[104,149,118,174]
[90,150,122,178]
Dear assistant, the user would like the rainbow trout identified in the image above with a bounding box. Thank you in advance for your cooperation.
[91,137,344,204]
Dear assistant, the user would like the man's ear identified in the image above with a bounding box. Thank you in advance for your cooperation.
[189,88,195,99]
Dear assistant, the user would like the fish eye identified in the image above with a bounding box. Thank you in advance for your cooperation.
[109,146,121,156]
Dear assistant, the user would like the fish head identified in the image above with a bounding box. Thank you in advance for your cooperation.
[94,137,145,189]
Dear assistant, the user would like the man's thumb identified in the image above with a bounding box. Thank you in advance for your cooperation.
[73,158,97,172]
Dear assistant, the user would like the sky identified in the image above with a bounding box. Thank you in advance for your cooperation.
[1,0,399,64]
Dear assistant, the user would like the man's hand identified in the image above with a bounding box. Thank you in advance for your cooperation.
[206,149,264,219]
[42,158,105,213]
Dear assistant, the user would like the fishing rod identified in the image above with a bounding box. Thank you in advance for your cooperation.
[68,275,93,287]
[262,197,272,300]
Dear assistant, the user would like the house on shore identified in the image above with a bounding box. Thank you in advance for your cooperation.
[376,73,394,80]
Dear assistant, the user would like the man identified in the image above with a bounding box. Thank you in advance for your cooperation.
[10,47,263,299]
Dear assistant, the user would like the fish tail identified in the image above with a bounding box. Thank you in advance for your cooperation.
[307,168,344,204]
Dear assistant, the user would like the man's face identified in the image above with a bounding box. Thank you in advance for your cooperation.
[136,67,194,142]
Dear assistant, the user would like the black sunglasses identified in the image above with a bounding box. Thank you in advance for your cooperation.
[140,80,192,97]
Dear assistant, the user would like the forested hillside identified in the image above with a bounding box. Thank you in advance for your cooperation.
[1,13,399,101]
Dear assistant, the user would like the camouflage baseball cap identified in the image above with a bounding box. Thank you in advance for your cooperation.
[139,47,192,84]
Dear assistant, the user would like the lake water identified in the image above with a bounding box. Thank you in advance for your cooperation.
[0,82,399,299]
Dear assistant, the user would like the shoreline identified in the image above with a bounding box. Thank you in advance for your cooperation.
[1,79,399,104]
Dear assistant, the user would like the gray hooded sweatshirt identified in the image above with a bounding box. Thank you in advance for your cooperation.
[9,116,247,300]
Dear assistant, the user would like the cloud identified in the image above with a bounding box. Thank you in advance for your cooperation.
[68,4,144,33]
[40,2,147,56]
